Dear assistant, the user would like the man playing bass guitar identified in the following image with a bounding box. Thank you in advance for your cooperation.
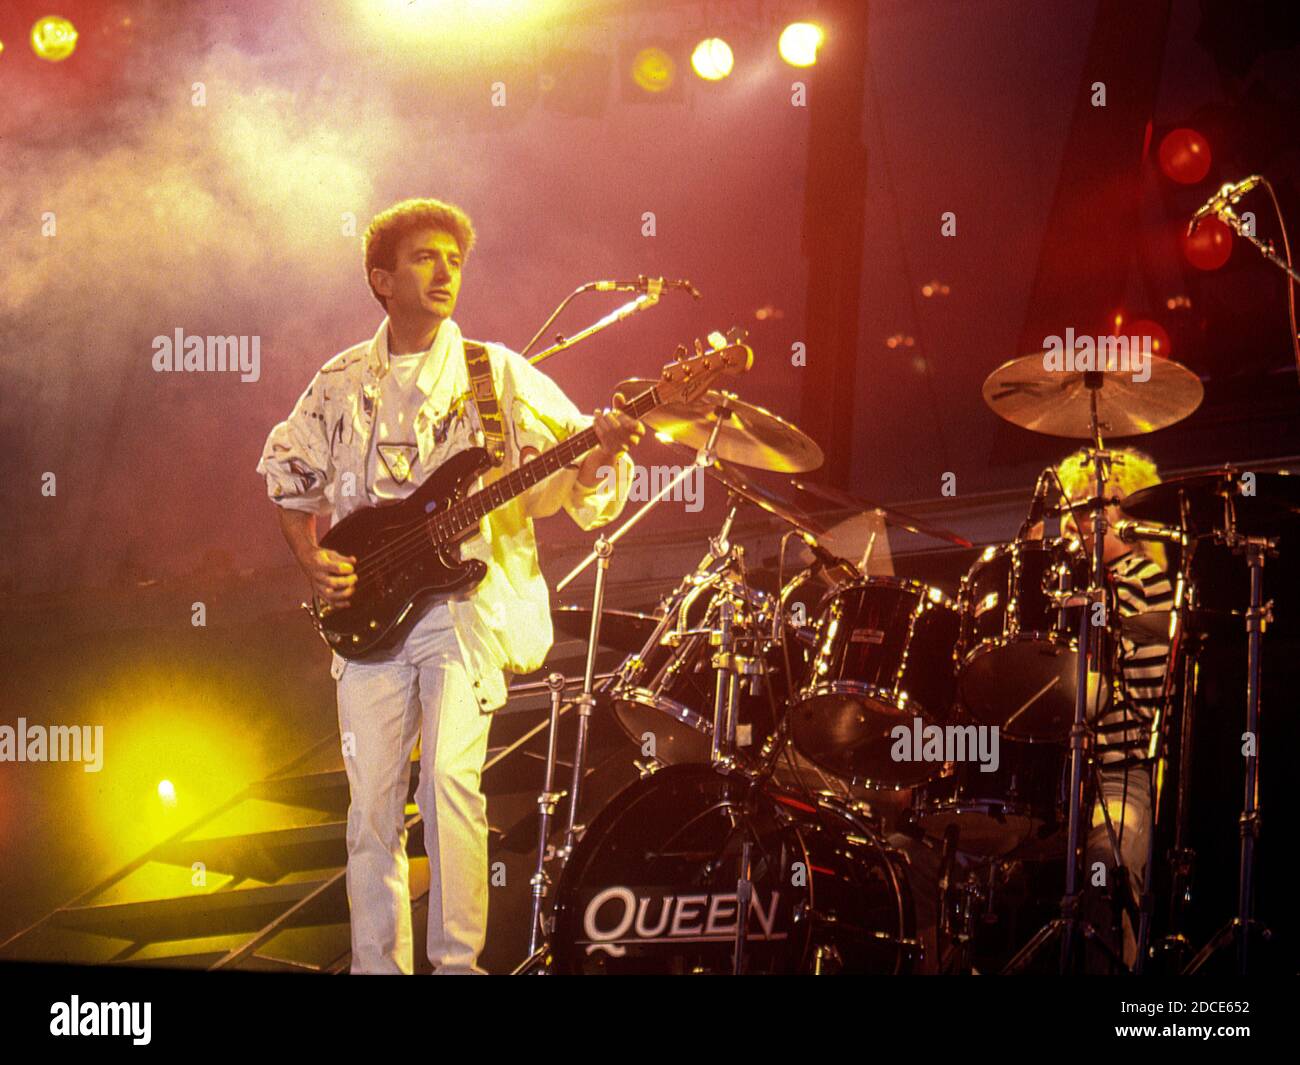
[256,198,643,974]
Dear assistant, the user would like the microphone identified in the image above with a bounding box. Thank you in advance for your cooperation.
[799,532,859,581]
[1115,520,1184,546]
[594,275,702,299]
[1018,468,1053,538]
[1187,175,1262,236]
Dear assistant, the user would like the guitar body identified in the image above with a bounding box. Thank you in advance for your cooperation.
[316,447,492,659]
[304,329,753,662]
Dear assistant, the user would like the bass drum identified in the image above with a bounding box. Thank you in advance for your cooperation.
[547,764,917,974]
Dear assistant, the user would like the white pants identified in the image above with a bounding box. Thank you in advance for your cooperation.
[335,601,495,974]
[1086,763,1154,970]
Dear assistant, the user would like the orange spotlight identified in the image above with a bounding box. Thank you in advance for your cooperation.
[691,37,734,81]
[779,22,823,67]
[631,45,676,93]
[30,15,78,62]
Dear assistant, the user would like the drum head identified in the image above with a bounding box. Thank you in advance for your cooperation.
[610,573,781,767]
[792,578,960,786]
[959,638,1079,742]
[548,764,915,974]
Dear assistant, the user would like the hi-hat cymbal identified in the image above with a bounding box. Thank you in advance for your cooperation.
[1122,468,1300,535]
[982,353,1203,438]
[616,378,824,472]
[1121,611,1174,646]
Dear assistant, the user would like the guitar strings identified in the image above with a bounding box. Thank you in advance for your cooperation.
[348,431,594,582]
[330,379,669,595]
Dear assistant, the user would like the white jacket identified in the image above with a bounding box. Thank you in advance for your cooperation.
[256,317,633,710]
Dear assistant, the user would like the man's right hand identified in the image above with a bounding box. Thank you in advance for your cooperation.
[303,547,358,609]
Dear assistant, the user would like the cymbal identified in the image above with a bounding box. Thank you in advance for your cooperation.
[982,352,1203,438]
[616,378,824,472]
[1121,611,1173,646]
[553,606,659,654]
[790,479,974,548]
[1122,468,1300,534]
[792,510,894,576]
[701,458,828,539]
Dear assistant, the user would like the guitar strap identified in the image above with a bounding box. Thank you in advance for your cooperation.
[463,340,506,467]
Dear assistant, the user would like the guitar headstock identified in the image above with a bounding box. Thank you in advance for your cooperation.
[657,327,753,405]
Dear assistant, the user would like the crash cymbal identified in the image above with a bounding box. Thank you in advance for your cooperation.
[701,458,829,539]
[616,378,824,472]
[1121,468,1300,535]
[790,479,974,548]
[982,352,1203,438]
[553,606,659,654]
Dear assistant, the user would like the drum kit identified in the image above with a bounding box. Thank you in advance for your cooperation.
[516,346,1297,975]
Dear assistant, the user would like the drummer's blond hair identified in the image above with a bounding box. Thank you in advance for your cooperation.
[1056,447,1166,571]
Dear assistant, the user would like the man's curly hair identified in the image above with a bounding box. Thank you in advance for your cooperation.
[1056,446,1165,571]
[363,198,476,308]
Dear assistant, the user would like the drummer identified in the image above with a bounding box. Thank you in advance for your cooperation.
[1028,445,1173,972]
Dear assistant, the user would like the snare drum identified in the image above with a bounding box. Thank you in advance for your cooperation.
[955,538,1088,742]
[792,578,961,788]
[911,735,1068,857]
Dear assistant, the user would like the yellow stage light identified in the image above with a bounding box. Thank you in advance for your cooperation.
[779,22,823,68]
[631,46,676,93]
[157,779,178,807]
[691,38,734,81]
[31,15,78,62]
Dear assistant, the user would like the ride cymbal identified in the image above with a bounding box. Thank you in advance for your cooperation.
[982,352,1203,438]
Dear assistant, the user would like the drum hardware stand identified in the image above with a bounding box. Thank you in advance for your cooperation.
[733,839,754,975]
[523,672,568,966]
[1135,506,1197,973]
[1183,501,1278,974]
[514,408,730,973]
[1004,383,1124,974]
[936,826,976,974]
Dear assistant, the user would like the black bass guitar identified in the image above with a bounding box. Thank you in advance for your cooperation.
[309,331,753,658]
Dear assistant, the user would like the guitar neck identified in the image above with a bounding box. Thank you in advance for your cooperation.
[436,385,661,540]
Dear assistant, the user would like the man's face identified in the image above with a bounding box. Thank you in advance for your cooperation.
[372,227,463,324]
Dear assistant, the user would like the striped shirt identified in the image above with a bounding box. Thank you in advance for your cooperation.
[1093,551,1173,766]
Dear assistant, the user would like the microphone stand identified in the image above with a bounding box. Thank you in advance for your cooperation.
[513,410,727,974]
[521,276,702,364]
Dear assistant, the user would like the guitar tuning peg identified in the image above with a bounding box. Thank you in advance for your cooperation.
[707,330,726,350]
[694,337,704,356]
[674,344,688,361]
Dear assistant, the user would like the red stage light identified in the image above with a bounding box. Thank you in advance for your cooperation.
[1126,319,1172,359]
[1157,128,1212,185]
[1182,216,1233,271]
